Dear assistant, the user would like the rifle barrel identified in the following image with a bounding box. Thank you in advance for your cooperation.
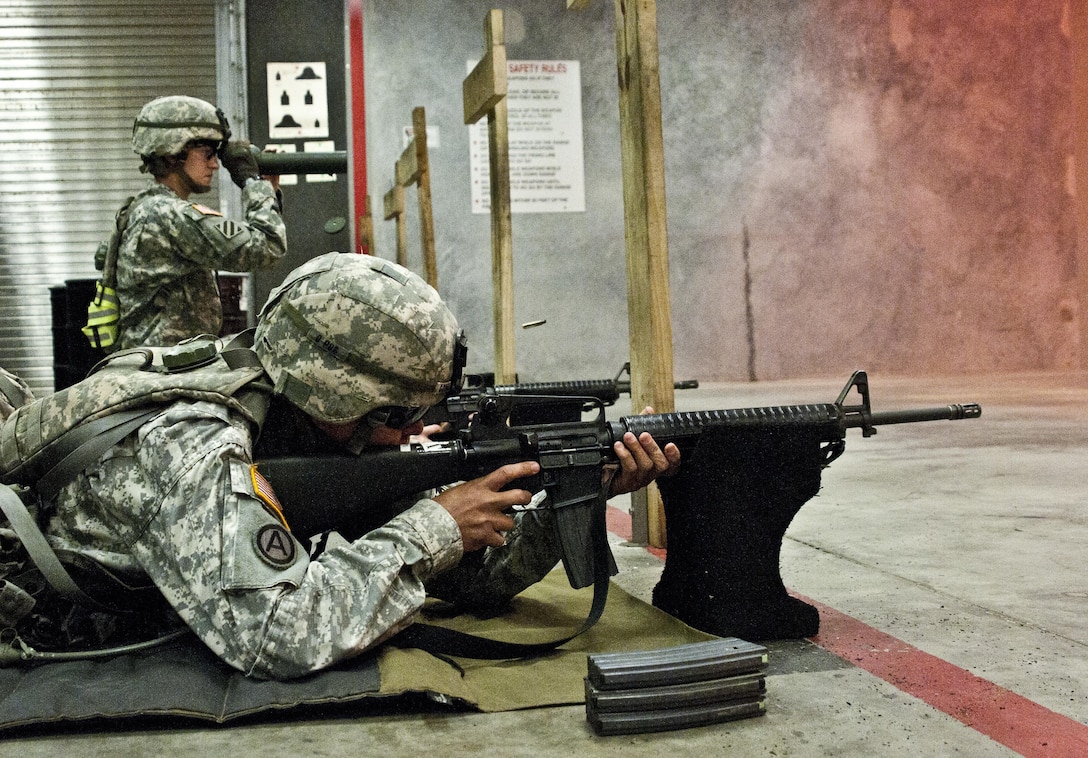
[255,150,348,175]
[614,404,843,450]
[861,403,982,427]
[497,379,620,406]
[613,402,982,450]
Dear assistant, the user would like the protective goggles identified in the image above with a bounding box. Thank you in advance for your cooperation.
[365,405,429,430]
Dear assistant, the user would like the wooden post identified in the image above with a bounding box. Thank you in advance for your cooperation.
[358,194,375,256]
[463,9,517,384]
[382,183,407,268]
[571,0,675,546]
[412,107,438,288]
[393,107,439,289]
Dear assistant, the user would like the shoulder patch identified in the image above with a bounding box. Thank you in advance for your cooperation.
[190,203,223,217]
[213,218,243,240]
[255,524,297,568]
[250,465,289,530]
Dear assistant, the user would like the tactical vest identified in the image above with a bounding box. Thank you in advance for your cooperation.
[0,333,272,653]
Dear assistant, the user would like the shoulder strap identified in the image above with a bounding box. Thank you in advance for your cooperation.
[35,407,161,503]
[0,484,116,612]
[101,195,136,289]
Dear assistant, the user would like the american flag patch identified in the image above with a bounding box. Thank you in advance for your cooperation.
[250,465,290,531]
[190,203,223,217]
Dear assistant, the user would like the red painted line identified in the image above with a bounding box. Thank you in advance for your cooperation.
[802,595,1088,758]
[606,505,1088,757]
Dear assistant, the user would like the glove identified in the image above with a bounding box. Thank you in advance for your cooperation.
[220,141,261,188]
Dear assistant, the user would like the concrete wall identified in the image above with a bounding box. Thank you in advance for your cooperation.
[362,0,1075,384]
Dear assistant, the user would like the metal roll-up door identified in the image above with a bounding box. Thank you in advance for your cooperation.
[0,0,217,397]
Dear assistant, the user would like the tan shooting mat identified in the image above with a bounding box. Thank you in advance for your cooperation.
[0,569,715,730]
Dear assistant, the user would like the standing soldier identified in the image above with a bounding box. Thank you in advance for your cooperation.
[113,95,287,349]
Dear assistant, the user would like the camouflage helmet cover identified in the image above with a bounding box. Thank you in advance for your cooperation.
[131,95,231,158]
[253,252,463,424]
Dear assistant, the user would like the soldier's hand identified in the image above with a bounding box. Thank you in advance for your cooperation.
[221,140,261,188]
[607,406,681,497]
[259,145,281,192]
[434,461,540,552]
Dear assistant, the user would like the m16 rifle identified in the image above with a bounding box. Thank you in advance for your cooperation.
[221,143,348,175]
[258,370,980,597]
[252,149,347,176]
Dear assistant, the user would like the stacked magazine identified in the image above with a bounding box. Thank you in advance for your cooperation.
[585,637,769,736]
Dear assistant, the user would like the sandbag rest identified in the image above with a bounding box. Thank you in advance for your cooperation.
[653,425,826,641]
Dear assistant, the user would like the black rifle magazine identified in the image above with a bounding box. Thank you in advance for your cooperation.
[586,695,766,736]
[585,638,769,736]
[586,637,768,689]
[585,671,766,713]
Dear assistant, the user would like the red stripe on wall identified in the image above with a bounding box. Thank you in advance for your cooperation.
[606,504,1088,756]
[348,0,368,253]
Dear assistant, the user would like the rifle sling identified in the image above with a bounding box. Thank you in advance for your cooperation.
[392,498,613,659]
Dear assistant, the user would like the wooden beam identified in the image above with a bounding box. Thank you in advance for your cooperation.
[1073,0,1088,367]
[613,0,675,547]
[358,194,375,257]
[463,9,517,384]
[463,47,508,125]
[394,140,420,186]
[412,107,439,289]
[383,183,407,268]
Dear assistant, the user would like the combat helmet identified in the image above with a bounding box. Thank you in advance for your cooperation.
[131,95,231,158]
[253,252,466,424]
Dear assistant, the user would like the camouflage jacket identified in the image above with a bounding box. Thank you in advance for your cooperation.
[6,347,562,679]
[115,180,287,350]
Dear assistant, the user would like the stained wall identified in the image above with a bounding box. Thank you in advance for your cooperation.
[362,1,1075,383]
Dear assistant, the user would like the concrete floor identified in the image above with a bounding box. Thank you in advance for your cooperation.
[3,371,1087,757]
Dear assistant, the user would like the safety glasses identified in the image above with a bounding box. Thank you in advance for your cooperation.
[365,404,429,430]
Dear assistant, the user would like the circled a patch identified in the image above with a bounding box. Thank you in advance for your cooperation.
[255,524,297,568]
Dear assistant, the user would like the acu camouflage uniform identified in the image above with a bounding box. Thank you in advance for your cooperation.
[1,254,562,680]
[117,94,287,350]
[114,180,286,350]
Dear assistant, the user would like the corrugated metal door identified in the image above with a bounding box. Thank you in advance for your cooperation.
[0,0,217,396]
